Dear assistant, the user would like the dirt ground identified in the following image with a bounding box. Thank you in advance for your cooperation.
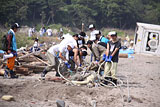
[0,54,160,107]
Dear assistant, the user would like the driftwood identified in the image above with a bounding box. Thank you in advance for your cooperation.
[18,50,43,59]
[119,54,128,58]
[34,56,50,66]
[20,64,45,69]
[46,76,64,82]
[29,62,45,66]
[15,67,30,75]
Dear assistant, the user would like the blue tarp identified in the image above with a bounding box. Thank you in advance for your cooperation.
[0,50,4,54]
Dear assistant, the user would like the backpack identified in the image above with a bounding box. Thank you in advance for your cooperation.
[98,42,107,48]
[1,33,12,52]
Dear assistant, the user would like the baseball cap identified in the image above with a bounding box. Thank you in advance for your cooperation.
[108,31,117,36]
[89,24,95,29]
[14,23,20,28]
[11,23,20,29]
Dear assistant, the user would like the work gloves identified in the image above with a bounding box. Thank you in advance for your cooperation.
[102,54,106,61]
[64,61,71,68]
[105,56,112,62]
[79,64,82,67]
[102,54,112,62]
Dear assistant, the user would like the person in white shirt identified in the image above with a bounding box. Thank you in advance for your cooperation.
[32,38,40,52]
[89,24,96,41]
[41,43,75,77]
[28,28,33,37]
[39,27,46,37]
[59,34,79,48]
[46,27,52,36]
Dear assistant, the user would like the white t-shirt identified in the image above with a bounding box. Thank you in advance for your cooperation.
[60,37,77,48]
[61,33,72,39]
[48,44,60,56]
[90,30,96,40]
[33,41,38,47]
[28,28,33,37]
[39,28,43,35]
[48,44,69,60]
[46,29,52,36]
[32,41,39,52]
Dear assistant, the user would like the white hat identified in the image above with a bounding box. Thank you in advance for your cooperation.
[89,24,95,29]
[15,23,20,28]
[108,31,116,36]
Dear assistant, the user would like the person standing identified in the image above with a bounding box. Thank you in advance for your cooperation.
[103,31,121,84]
[3,23,20,78]
[46,27,52,36]
[28,27,33,37]
[89,24,96,41]
[39,27,46,37]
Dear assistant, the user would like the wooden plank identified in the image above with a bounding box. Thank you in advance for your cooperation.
[119,54,128,58]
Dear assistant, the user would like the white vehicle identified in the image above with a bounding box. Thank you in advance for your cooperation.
[134,22,160,55]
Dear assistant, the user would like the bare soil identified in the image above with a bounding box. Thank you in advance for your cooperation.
[0,54,160,107]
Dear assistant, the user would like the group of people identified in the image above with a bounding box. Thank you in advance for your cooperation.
[28,26,53,37]
[41,24,121,84]
[39,27,53,37]
[87,24,121,84]
[2,23,121,85]
[41,32,87,77]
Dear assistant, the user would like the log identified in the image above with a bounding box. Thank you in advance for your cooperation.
[35,56,50,66]
[29,62,44,66]
[18,57,37,62]
[119,54,128,58]
[32,68,44,73]
[20,65,45,69]
[15,67,30,75]
[46,76,64,82]
[18,52,34,59]
[18,50,43,59]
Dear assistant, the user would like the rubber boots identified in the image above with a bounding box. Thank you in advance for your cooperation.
[41,69,48,77]
[10,70,18,78]
[4,69,9,78]
[4,68,18,79]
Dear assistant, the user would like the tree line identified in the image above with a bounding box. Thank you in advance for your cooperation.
[0,0,160,29]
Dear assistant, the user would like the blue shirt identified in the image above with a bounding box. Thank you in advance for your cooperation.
[8,29,17,52]
[100,36,109,44]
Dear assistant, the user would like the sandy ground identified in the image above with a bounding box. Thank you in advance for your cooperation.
[0,54,160,107]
